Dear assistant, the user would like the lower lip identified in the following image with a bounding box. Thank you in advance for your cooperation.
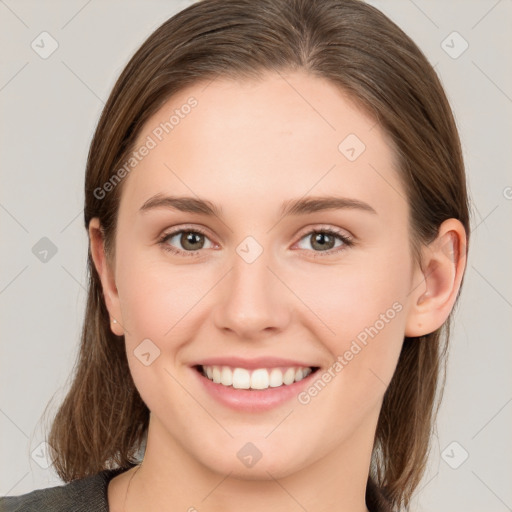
[193,368,317,412]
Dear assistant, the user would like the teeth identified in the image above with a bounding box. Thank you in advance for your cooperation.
[221,366,233,386]
[232,368,250,389]
[212,366,221,384]
[283,368,295,385]
[201,365,314,390]
[269,368,283,387]
[250,368,269,390]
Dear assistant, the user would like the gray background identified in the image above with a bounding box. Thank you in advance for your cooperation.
[1,1,511,510]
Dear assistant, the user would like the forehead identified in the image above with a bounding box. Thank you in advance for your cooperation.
[120,71,406,224]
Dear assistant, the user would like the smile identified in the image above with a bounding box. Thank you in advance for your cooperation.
[198,365,315,390]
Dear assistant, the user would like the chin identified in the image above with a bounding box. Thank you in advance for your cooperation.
[191,435,315,481]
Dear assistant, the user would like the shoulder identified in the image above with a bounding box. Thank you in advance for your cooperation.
[0,468,128,512]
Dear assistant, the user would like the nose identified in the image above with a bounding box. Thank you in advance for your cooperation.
[212,248,292,340]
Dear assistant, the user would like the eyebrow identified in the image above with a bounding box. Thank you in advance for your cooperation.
[139,193,377,218]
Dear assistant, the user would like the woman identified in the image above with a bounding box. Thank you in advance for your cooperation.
[2,0,469,510]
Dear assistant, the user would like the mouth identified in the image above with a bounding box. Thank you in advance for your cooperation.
[194,364,320,391]
[190,356,321,411]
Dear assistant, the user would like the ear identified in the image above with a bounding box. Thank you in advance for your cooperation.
[88,218,124,336]
[405,218,467,337]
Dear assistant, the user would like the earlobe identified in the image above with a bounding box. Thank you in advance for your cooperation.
[405,219,467,337]
[88,218,124,336]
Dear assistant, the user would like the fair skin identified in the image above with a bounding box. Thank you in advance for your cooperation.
[89,71,466,512]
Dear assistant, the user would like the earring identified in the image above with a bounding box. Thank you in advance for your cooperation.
[112,319,118,324]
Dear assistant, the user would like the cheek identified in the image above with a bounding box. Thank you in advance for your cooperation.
[115,248,204,342]
[289,251,410,350]
[293,267,407,444]
[288,248,410,410]
[115,255,199,417]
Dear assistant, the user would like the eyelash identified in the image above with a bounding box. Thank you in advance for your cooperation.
[157,225,354,259]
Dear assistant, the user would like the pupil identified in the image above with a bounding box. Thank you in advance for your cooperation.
[182,232,203,250]
[313,233,334,251]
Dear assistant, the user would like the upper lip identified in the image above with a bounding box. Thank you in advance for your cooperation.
[191,356,319,370]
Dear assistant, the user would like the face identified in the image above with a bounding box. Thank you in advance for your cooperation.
[101,71,422,479]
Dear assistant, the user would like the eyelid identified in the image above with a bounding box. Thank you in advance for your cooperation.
[293,223,354,243]
[158,223,215,242]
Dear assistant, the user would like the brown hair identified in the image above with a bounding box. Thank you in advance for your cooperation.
[47,0,470,509]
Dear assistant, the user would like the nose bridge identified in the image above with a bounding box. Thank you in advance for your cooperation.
[213,236,291,337]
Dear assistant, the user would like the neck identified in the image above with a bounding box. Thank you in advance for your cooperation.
[121,414,377,512]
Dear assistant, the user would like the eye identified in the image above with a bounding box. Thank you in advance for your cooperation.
[158,227,215,257]
[158,225,353,258]
[294,227,353,257]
